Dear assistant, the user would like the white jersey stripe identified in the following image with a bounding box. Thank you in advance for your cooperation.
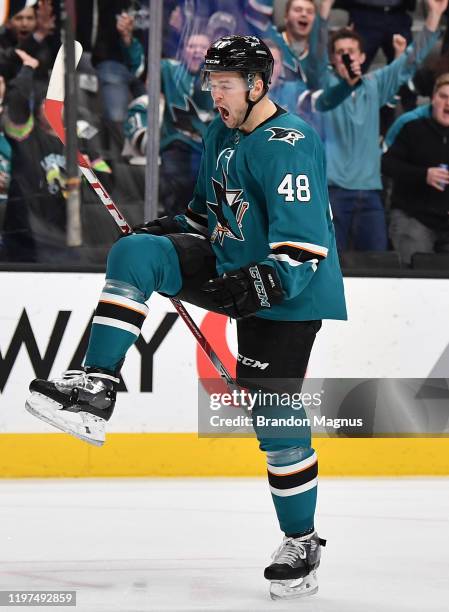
[268,253,302,267]
[270,241,328,257]
[311,89,323,113]
[268,253,319,268]
[248,0,273,15]
[92,316,141,337]
[99,292,148,316]
[269,478,318,497]
[267,451,317,476]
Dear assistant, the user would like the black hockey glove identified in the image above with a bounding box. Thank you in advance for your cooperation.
[202,263,284,319]
[131,216,183,236]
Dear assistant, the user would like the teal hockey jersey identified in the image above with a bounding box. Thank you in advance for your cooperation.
[160,59,215,152]
[180,107,347,322]
[124,59,216,155]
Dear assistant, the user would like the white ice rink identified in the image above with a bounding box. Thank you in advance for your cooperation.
[1,477,448,612]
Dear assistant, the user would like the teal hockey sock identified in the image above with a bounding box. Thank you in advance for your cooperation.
[85,235,182,371]
[266,446,317,536]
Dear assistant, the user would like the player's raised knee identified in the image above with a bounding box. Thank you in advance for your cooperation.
[108,233,162,265]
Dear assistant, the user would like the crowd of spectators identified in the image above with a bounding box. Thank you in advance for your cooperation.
[0,0,449,269]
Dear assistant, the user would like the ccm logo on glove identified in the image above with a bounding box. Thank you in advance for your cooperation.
[202,263,284,319]
[249,265,275,308]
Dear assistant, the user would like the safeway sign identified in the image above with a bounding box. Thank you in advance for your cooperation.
[1,273,448,433]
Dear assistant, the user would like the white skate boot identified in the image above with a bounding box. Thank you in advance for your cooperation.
[25,369,119,446]
[264,532,326,600]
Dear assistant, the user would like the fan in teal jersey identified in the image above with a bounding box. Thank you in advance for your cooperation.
[26,35,347,601]
[123,32,216,216]
[244,0,331,90]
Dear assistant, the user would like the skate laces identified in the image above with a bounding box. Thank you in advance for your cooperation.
[55,370,114,392]
[272,537,308,567]
[56,370,91,389]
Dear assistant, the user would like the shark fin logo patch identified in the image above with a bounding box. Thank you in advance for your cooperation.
[265,126,305,146]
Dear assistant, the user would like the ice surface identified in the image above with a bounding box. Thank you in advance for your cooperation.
[0,477,448,611]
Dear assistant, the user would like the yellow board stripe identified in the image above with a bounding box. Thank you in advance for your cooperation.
[1,434,449,477]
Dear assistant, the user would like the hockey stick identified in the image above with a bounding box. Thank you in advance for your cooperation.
[45,42,238,392]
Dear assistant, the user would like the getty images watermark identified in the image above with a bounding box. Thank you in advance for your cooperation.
[207,388,359,430]
[197,378,449,438]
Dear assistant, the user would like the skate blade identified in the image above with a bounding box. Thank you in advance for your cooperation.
[269,571,318,600]
[25,393,105,447]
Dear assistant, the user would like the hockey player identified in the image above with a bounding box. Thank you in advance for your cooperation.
[26,36,347,599]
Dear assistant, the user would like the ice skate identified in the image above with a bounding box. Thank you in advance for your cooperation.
[25,370,118,446]
[264,532,326,600]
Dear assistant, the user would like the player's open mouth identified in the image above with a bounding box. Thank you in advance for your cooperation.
[218,106,230,120]
[298,20,309,28]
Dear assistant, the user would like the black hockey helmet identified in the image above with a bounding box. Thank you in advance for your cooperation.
[201,35,274,92]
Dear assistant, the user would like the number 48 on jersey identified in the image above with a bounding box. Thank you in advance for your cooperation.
[277,173,311,203]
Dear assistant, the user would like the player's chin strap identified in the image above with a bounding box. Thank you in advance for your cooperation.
[240,74,269,126]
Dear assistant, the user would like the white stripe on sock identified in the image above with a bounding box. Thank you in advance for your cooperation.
[92,316,141,337]
[269,478,318,498]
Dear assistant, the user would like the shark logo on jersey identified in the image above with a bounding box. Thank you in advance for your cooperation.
[216,148,235,174]
[170,96,215,142]
[265,127,305,146]
[207,170,249,245]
